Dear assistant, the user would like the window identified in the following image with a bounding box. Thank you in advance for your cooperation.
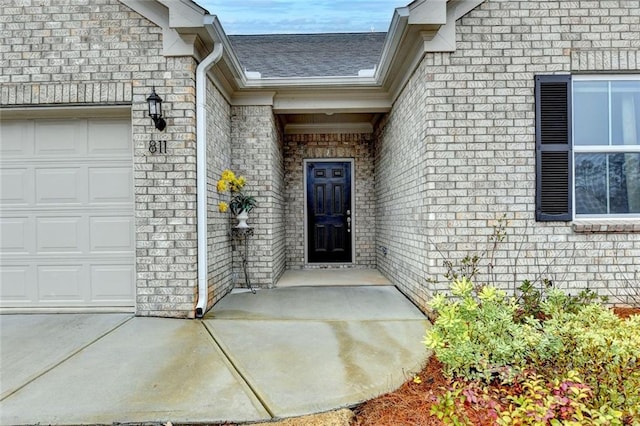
[535,75,640,221]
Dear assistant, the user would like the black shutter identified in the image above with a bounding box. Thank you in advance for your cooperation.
[535,75,572,221]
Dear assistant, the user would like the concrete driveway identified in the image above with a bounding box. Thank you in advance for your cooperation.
[0,286,430,425]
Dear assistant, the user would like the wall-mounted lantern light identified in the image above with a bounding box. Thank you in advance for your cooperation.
[146,87,166,131]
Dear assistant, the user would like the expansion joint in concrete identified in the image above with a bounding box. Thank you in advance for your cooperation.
[200,321,275,418]
[0,315,133,402]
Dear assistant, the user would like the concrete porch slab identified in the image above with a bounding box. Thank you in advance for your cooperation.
[205,286,430,418]
[276,268,391,287]
[209,286,426,321]
[0,317,269,425]
[205,319,429,418]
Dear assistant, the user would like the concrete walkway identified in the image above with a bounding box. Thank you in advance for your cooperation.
[0,286,430,425]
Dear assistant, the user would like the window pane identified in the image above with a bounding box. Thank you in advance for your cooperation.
[573,81,610,146]
[575,152,640,215]
[575,153,607,214]
[611,81,640,146]
[610,153,640,214]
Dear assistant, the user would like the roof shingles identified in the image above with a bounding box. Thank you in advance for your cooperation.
[228,33,387,78]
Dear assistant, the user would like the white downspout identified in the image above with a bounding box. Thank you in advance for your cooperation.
[195,31,223,318]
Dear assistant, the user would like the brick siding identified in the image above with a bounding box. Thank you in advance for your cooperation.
[206,78,233,308]
[375,0,640,311]
[230,106,286,288]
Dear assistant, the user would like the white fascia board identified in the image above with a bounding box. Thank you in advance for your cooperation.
[231,91,277,106]
[384,0,486,101]
[373,7,410,84]
[207,16,247,82]
[386,29,430,102]
[241,76,379,89]
[272,91,391,114]
[199,16,249,102]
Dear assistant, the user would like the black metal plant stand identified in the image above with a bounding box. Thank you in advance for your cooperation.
[229,227,255,294]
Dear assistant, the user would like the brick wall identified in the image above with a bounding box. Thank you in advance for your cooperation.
[270,117,286,284]
[375,0,640,311]
[134,58,198,318]
[0,0,202,317]
[284,133,376,269]
[205,77,233,308]
[375,80,431,307]
[230,106,285,288]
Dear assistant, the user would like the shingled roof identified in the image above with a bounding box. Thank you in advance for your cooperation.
[228,32,387,78]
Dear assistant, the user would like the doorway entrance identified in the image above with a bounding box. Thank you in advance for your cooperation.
[305,160,353,263]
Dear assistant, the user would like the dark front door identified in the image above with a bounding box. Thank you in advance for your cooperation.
[306,161,352,263]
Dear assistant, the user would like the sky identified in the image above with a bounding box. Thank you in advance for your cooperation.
[197,0,409,35]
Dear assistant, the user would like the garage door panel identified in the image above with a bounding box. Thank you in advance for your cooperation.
[34,120,85,157]
[88,119,132,156]
[0,266,33,303]
[37,265,84,301]
[90,265,135,301]
[89,217,134,252]
[0,120,34,157]
[88,167,132,204]
[1,115,133,310]
[36,217,84,253]
[35,167,86,205]
[0,217,32,254]
[1,168,32,205]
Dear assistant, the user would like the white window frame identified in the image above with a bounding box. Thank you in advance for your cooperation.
[571,75,640,219]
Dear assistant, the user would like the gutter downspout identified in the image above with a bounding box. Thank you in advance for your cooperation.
[195,25,223,318]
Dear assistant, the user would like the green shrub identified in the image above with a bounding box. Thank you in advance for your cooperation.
[424,278,557,381]
[425,279,640,422]
[541,306,640,420]
[514,279,607,322]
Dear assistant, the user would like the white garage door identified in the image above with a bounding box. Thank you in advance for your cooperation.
[0,114,135,311]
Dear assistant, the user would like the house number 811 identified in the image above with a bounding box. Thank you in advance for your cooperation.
[149,140,167,154]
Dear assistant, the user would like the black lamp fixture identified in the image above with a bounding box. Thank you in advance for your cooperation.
[146,87,166,131]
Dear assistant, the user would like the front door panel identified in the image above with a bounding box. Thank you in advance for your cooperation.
[306,161,352,263]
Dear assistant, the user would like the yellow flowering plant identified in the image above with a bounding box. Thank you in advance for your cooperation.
[216,169,257,215]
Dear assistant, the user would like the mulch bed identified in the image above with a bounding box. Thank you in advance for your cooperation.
[612,306,640,319]
[351,306,640,426]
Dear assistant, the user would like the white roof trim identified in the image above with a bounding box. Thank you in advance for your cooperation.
[121,0,487,112]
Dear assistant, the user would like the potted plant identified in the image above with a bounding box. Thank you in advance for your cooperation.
[217,169,257,228]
